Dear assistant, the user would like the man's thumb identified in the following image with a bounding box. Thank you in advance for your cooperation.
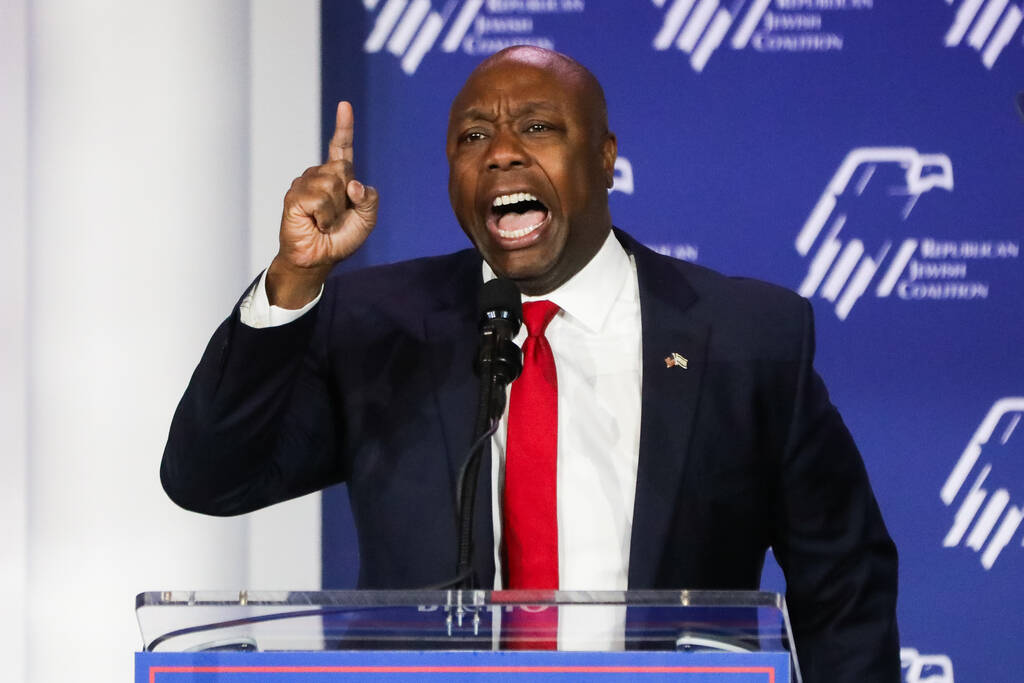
[346,180,378,232]
[348,179,372,204]
[348,179,365,202]
[350,180,378,214]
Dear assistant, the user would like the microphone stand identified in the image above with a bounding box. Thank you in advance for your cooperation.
[454,329,521,589]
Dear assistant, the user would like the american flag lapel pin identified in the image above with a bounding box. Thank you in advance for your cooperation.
[664,352,688,370]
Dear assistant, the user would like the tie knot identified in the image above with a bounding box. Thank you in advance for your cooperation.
[522,300,559,338]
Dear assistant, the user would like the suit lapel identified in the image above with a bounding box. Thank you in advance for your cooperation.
[422,251,496,587]
[618,232,709,588]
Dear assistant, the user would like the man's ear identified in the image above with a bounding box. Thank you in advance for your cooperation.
[602,132,618,189]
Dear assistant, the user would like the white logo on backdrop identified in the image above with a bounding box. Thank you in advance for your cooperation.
[942,0,1024,69]
[901,647,955,683]
[646,243,699,261]
[361,0,585,75]
[611,157,634,196]
[796,148,952,320]
[941,397,1024,570]
[795,147,1019,320]
[650,0,872,73]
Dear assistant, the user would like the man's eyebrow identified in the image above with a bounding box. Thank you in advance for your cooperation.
[455,107,495,123]
[454,101,562,122]
[510,101,560,117]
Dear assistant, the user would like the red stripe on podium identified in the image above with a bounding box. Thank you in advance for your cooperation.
[150,664,775,681]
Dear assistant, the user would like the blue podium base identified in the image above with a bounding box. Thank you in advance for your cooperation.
[137,650,790,682]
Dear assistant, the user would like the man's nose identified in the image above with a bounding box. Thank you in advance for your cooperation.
[486,129,528,171]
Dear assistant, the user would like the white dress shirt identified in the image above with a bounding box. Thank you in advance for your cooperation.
[240,230,644,649]
[483,231,642,592]
[484,231,642,650]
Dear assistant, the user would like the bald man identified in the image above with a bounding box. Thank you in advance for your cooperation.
[163,47,899,682]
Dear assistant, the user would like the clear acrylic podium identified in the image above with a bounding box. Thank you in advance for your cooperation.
[136,590,801,682]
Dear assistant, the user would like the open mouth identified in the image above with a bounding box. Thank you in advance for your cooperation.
[488,192,550,241]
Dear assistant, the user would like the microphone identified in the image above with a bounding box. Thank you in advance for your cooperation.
[451,278,523,589]
[478,276,522,330]
[475,278,523,416]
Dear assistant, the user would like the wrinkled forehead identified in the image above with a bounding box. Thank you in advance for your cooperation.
[449,59,592,124]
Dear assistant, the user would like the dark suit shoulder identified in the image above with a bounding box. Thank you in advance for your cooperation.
[324,248,481,314]
[679,258,805,319]
[623,232,810,360]
[685,260,810,361]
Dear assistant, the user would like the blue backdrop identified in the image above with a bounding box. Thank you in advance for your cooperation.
[319,2,1023,680]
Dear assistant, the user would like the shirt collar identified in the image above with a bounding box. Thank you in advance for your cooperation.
[481,230,631,334]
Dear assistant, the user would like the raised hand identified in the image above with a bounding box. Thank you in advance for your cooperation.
[268,101,379,308]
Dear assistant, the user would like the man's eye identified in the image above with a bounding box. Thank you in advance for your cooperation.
[462,131,486,143]
[526,123,550,133]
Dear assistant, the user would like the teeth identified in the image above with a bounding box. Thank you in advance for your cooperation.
[491,191,538,207]
[497,217,546,240]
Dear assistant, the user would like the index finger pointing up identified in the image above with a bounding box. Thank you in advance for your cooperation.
[328,101,355,163]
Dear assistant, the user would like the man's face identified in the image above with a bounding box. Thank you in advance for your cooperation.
[446,57,617,295]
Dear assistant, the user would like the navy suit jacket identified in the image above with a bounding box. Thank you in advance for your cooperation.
[162,229,899,681]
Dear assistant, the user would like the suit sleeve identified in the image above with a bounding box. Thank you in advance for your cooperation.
[160,283,348,516]
[770,299,900,683]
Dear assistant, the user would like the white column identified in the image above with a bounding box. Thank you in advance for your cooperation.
[0,0,29,679]
[27,2,250,681]
[246,0,323,591]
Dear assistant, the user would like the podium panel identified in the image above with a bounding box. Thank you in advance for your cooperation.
[135,590,798,682]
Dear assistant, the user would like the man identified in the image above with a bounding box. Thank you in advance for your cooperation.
[162,47,899,680]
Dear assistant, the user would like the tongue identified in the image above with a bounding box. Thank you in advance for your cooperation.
[497,209,546,234]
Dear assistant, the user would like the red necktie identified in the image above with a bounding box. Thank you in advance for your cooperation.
[504,300,560,589]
